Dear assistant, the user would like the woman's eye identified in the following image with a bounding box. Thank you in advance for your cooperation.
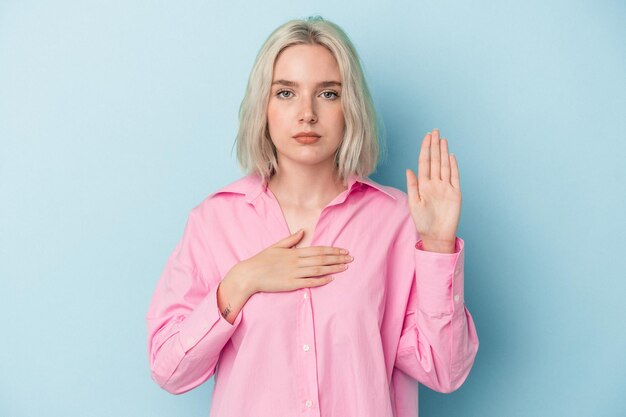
[276,90,293,98]
[321,91,340,99]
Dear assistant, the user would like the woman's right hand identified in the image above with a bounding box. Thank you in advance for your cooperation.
[227,229,353,296]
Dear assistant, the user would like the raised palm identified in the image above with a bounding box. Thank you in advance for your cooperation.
[405,129,462,253]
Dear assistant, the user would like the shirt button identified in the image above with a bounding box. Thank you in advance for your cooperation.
[303,292,308,299]
[303,344,310,351]
[454,294,460,303]
[305,399,313,408]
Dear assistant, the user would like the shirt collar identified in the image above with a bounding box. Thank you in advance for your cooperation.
[211,173,396,204]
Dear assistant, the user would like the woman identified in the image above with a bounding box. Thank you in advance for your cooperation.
[145,15,479,417]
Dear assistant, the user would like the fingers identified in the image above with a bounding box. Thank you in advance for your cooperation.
[296,253,353,268]
[420,129,455,184]
[450,153,460,189]
[430,129,441,180]
[294,262,349,279]
[293,247,353,280]
[441,136,451,182]
[300,275,335,288]
[405,168,421,203]
[418,132,430,183]
[296,245,349,257]
[272,229,305,248]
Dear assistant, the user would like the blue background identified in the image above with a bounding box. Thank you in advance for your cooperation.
[1,1,624,416]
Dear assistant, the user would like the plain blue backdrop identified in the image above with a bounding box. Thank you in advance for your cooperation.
[1,1,624,416]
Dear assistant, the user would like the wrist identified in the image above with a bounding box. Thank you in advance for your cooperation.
[225,263,256,298]
[419,238,456,254]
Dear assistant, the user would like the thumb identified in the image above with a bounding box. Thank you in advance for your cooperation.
[272,229,305,248]
[406,168,421,204]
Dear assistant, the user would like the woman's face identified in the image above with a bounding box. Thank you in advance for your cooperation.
[267,44,345,172]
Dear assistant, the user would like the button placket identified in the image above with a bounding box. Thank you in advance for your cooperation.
[299,274,320,415]
[263,185,326,415]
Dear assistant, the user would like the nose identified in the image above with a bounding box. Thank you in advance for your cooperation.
[298,96,317,123]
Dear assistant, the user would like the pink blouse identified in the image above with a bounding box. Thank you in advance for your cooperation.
[145,173,479,417]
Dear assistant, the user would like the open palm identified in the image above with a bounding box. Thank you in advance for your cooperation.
[405,129,462,252]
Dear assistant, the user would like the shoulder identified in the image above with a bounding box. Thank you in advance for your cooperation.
[189,174,258,220]
[359,176,409,211]
[384,186,411,224]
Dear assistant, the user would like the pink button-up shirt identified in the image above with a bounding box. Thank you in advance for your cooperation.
[145,173,479,417]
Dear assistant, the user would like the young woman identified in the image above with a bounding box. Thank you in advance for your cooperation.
[146,15,479,417]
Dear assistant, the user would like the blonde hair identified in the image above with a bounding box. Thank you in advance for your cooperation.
[233,15,387,185]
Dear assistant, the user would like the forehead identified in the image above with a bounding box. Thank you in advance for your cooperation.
[272,44,339,78]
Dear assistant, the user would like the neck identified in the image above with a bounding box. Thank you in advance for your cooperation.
[267,161,347,209]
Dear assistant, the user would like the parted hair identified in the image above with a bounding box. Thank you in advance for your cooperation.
[233,15,387,185]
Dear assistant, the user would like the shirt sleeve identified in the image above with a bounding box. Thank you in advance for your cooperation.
[393,221,479,393]
[145,207,243,395]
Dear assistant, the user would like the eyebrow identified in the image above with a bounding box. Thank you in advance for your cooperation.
[271,79,342,88]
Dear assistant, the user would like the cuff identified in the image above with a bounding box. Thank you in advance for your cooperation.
[177,280,243,353]
[414,236,465,315]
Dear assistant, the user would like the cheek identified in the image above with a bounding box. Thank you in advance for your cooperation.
[267,103,290,128]
[319,103,344,120]
[330,107,345,131]
[266,103,277,125]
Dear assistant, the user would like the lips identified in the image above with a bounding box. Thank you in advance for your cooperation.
[294,135,320,144]
[293,131,321,144]
[293,131,320,138]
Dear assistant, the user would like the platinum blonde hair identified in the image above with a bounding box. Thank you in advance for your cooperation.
[233,15,387,185]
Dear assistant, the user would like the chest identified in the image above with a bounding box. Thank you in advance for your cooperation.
[281,207,322,248]
[208,193,402,346]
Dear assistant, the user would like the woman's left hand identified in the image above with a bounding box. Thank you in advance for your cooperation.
[405,129,462,253]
